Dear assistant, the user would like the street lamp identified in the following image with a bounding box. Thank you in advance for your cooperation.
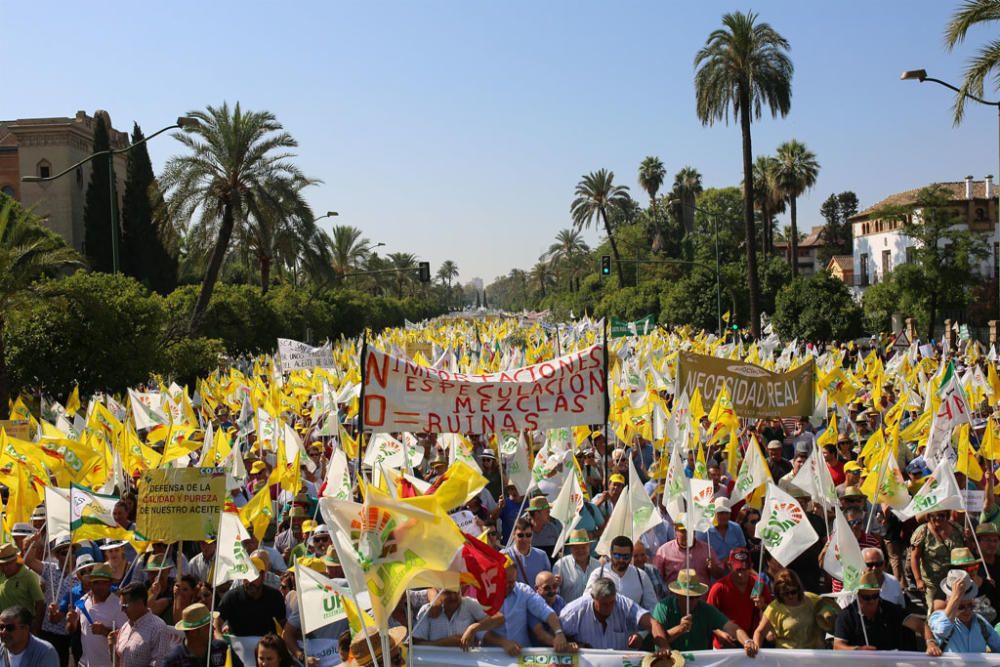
[670,199,723,336]
[361,241,385,254]
[22,116,198,274]
[900,68,1000,320]
[313,211,339,223]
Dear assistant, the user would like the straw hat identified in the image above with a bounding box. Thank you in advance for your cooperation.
[174,603,218,631]
[565,529,593,546]
[527,496,551,512]
[941,569,979,599]
[0,543,20,564]
[88,563,114,581]
[977,523,999,537]
[145,554,175,572]
[640,652,686,667]
[346,626,407,667]
[667,569,709,597]
[841,486,865,499]
[950,547,979,566]
[856,571,881,591]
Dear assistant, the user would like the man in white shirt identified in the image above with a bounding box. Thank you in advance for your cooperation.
[66,564,127,667]
[553,531,600,602]
[858,547,905,607]
[584,536,657,611]
[411,589,495,646]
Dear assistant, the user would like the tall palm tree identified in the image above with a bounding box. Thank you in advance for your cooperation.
[945,0,1000,123]
[544,228,590,292]
[750,155,785,258]
[695,11,793,337]
[162,102,303,330]
[529,261,555,299]
[0,197,82,416]
[670,166,704,235]
[774,140,820,276]
[387,252,418,297]
[638,157,666,252]
[570,169,631,285]
[328,225,372,279]
[436,260,459,287]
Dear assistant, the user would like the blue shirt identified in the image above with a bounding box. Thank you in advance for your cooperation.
[558,593,647,650]
[499,496,523,543]
[503,547,551,586]
[929,610,1000,653]
[497,583,554,646]
[528,595,566,636]
[695,520,747,562]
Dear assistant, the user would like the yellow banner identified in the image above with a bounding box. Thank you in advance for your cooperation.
[136,467,227,541]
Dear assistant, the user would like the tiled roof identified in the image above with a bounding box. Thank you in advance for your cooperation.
[850,181,998,221]
[827,255,852,271]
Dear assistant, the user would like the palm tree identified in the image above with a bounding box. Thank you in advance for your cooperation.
[638,157,666,252]
[436,260,459,287]
[945,0,1000,123]
[695,11,793,337]
[0,197,82,416]
[328,225,372,279]
[670,167,704,235]
[529,261,555,299]
[387,252,418,297]
[570,169,631,285]
[162,102,303,330]
[750,155,785,258]
[774,140,820,276]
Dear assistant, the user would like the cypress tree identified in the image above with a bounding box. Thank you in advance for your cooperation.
[121,123,177,293]
[82,112,118,273]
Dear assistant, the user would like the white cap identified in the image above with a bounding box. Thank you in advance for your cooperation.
[713,497,731,513]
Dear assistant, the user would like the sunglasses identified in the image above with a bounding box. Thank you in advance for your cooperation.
[865,561,884,568]
[487,531,498,537]
[848,519,863,527]
[611,552,632,560]
[516,532,532,538]
[858,593,880,602]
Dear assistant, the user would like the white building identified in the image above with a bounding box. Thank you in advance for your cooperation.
[848,176,998,288]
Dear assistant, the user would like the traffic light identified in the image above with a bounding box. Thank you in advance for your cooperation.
[418,261,431,283]
[600,255,611,277]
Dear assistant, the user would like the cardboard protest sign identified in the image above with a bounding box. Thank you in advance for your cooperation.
[277,338,334,373]
[362,344,606,433]
[675,351,815,418]
[136,467,227,541]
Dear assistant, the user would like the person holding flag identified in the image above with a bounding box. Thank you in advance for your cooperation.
[832,571,924,650]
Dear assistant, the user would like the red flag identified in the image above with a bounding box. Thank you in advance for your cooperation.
[459,533,506,615]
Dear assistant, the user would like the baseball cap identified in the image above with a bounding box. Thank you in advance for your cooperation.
[729,547,751,570]
[843,461,862,473]
[609,473,626,485]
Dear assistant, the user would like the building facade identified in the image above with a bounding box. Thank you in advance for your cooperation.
[0,110,128,252]
[774,224,827,275]
[848,176,999,288]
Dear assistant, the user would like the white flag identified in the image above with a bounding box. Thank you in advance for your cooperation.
[550,471,585,556]
[45,487,71,541]
[628,456,662,540]
[213,512,254,587]
[822,506,865,593]
[687,478,716,536]
[756,482,819,566]
[790,438,837,509]
[128,389,167,431]
[322,446,353,500]
[595,489,630,557]
[295,561,352,634]
[504,435,532,496]
[731,435,771,506]
[663,436,690,522]
[924,364,972,468]
[894,458,965,521]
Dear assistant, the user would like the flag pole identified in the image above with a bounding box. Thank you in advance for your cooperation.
[855,595,870,648]
[357,331,369,480]
[294,557,310,667]
[404,590,414,667]
[602,321,610,499]
[965,511,992,582]
[207,512,224,667]
[863,426,892,537]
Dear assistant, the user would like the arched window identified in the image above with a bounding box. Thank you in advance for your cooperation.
[37,159,51,179]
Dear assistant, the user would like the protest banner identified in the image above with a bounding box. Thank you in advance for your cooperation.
[610,315,655,338]
[135,467,227,541]
[277,338,334,373]
[361,344,606,433]
[0,420,31,441]
[675,351,815,418]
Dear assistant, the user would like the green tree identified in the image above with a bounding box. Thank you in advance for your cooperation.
[82,112,119,273]
[695,11,793,337]
[437,260,459,287]
[774,139,820,276]
[387,252,418,298]
[545,228,590,292]
[873,184,989,338]
[750,155,784,258]
[570,169,631,285]
[0,196,83,416]
[773,272,862,342]
[638,157,667,252]
[329,224,372,281]
[818,191,858,262]
[122,123,177,294]
[161,102,303,331]
[862,278,899,333]
[945,0,1000,123]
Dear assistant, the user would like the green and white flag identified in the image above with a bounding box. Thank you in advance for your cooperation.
[756,482,818,567]
[822,506,864,593]
[731,435,771,506]
[550,469,585,556]
[895,458,964,521]
[663,433,689,522]
[295,560,355,634]
[69,484,131,543]
[213,511,254,587]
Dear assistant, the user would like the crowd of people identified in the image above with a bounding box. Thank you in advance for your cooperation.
[2,329,1000,666]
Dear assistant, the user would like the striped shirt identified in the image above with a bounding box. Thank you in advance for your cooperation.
[115,611,171,667]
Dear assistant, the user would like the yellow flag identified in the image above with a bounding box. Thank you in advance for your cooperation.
[0,460,41,534]
[816,418,838,448]
[722,310,731,324]
[989,364,1000,406]
[65,385,81,417]
[689,389,706,426]
[982,418,1000,460]
[956,423,984,482]
[239,485,274,542]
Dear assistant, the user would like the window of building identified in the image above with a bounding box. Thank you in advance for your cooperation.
[76,167,83,186]
[906,246,916,264]
[37,160,51,179]
[860,254,869,287]
[976,207,987,222]
[882,249,891,276]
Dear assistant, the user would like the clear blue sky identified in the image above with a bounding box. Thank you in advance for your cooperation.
[4,1,997,284]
